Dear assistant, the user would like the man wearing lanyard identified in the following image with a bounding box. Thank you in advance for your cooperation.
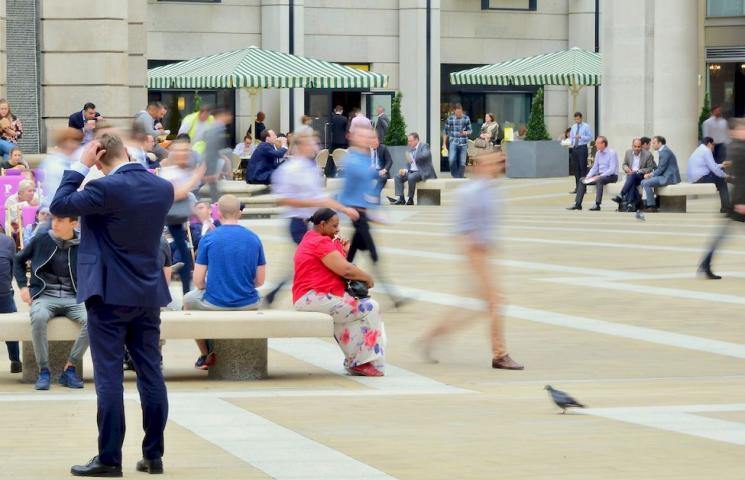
[569,112,593,194]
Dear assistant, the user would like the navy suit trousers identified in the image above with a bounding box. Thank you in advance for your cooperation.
[86,296,168,466]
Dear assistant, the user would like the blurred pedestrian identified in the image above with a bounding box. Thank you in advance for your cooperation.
[419,150,524,370]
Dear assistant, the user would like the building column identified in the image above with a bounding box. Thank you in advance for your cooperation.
[601,0,698,171]
[260,0,298,135]
[568,0,597,129]
[40,0,132,149]
[128,0,147,117]
[399,0,440,158]
[0,0,6,99]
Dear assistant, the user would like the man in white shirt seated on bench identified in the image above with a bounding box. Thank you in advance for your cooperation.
[687,136,731,213]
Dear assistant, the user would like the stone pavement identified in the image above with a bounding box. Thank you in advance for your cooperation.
[1,177,744,479]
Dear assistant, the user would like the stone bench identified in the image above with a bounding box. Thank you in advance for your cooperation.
[0,310,332,382]
[605,181,717,212]
[241,206,282,219]
[325,177,469,206]
[198,181,269,198]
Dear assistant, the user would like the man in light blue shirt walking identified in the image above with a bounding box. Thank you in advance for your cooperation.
[567,136,618,211]
[687,136,731,212]
[569,112,593,193]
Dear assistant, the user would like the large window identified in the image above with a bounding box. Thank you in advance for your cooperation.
[707,0,745,17]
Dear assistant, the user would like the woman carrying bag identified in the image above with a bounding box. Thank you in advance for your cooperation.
[292,208,386,377]
[474,113,499,151]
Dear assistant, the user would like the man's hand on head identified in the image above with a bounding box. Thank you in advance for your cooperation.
[80,140,106,168]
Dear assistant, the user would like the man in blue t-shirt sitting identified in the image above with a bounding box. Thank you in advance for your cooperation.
[183,194,267,370]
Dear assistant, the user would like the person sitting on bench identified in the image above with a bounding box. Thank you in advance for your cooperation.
[183,194,266,370]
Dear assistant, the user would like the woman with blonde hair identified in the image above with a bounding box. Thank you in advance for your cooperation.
[0,99,23,160]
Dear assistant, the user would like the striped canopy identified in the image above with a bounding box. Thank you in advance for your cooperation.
[148,46,388,90]
[450,47,601,87]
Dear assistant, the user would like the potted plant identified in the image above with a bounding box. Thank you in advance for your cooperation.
[505,87,566,178]
[698,92,711,140]
[384,92,410,173]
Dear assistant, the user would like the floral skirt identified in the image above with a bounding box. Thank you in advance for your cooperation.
[295,290,386,371]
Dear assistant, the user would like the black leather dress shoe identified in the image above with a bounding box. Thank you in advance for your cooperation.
[589,205,601,211]
[566,204,582,211]
[386,196,401,205]
[611,195,622,204]
[71,456,122,477]
[698,265,722,280]
[9,360,21,373]
[406,199,414,205]
[136,458,164,474]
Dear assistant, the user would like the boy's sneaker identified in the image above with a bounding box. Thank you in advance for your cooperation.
[35,368,51,390]
[59,366,84,388]
[195,355,209,370]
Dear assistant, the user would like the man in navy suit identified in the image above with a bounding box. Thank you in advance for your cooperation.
[50,134,174,477]
[68,102,101,144]
[246,129,287,185]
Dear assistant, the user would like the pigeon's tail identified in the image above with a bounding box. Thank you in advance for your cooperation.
[571,401,586,409]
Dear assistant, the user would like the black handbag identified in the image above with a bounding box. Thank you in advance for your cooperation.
[345,280,369,299]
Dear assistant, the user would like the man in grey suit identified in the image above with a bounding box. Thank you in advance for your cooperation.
[388,132,437,205]
[641,135,681,212]
[374,106,390,144]
[612,138,657,210]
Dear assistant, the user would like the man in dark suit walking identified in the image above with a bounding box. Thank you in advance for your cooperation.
[370,135,392,203]
[330,106,348,151]
[50,134,174,477]
[388,132,437,205]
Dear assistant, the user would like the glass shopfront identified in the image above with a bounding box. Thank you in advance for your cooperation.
[708,61,745,117]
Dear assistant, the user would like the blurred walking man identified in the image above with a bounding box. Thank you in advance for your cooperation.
[420,151,523,370]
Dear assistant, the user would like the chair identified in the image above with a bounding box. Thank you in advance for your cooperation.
[0,176,22,204]
[332,148,347,176]
[315,149,329,173]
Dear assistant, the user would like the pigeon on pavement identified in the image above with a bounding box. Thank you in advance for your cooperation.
[635,210,646,222]
[545,385,586,413]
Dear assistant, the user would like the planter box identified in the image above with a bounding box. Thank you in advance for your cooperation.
[387,145,410,174]
[505,140,567,178]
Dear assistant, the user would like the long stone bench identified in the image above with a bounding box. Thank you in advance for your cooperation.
[605,182,717,212]
[198,181,268,197]
[0,310,332,382]
[325,177,469,206]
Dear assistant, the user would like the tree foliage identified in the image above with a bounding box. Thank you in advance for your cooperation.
[524,87,551,141]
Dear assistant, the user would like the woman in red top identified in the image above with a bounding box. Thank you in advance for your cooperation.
[293,208,385,377]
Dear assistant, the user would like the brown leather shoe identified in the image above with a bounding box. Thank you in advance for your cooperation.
[492,355,524,370]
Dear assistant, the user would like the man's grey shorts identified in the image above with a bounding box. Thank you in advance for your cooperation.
[183,289,259,311]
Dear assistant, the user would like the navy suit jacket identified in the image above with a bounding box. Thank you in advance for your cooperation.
[68,111,101,131]
[248,141,287,184]
[49,163,174,308]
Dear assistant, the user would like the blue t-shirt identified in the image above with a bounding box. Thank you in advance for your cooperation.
[337,148,378,209]
[196,225,266,308]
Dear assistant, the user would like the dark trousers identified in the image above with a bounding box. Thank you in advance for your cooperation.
[266,218,308,303]
[167,224,192,295]
[695,173,731,210]
[86,296,167,466]
[620,171,645,196]
[348,211,378,263]
[574,175,618,206]
[347,210,405,303]
[0,293,19,362]
[572,145,589,187]
[713,143,727,164]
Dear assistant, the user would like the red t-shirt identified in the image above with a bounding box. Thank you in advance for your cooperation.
[292,230,347,303]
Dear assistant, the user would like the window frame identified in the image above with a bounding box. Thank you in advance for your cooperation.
[481,0,537,11]
[706,0,745,17]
